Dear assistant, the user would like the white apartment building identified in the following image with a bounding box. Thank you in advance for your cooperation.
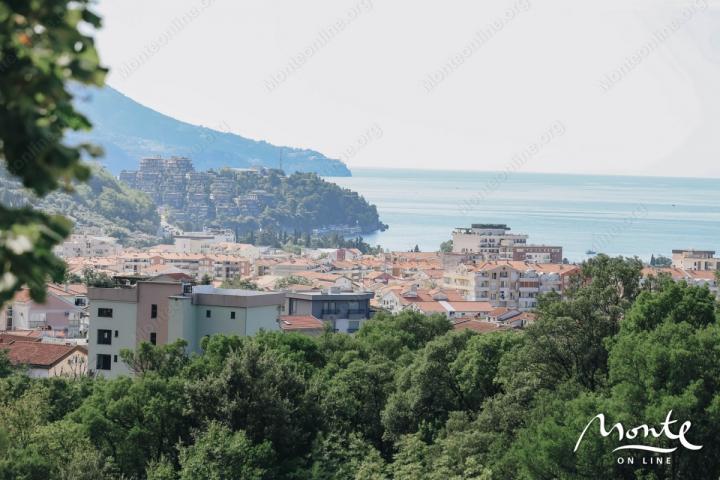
[88,281,283,378]
[452,224,529,260]
[54,234,122,258]
[118,252,251,281]
[173,229,236,253]
[641,267,719,300]
[443,261,579,311]
[671,249,720,271]
[168,286,284,353]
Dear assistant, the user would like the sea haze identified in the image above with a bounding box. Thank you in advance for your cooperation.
[326,168,720,262]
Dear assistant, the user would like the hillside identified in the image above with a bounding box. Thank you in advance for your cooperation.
[1,162,385,245]
[0,165,161,247]
[69,86,351,176]
[119,158,386,234]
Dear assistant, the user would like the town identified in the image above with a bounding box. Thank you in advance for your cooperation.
[1,222,717,378]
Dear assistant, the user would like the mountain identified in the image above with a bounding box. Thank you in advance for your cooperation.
[69,86,351,176]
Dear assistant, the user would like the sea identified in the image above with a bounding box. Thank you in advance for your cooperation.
[325,168,720,262]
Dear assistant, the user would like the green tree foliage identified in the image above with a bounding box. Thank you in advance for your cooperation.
[382,331,522,443]
[0,165,162,246]
[119,340,189,377]
[0,0,106,305]
[274,274,312,289]
[69,375,189,478]
[173,168,387,236]
[183,341,319,463]
[0,349,11,378]
[81,265,114,287]
[439,239,453,253]
[220,277,259,290]
[177,421,274,480]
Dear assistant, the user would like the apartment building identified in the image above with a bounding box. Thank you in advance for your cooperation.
[641,267,719,299]
[168,286,284,353]
[452,224,528,260]
[285,290,373,333]
[173,229,236,253]
[377,285,465,314]
[88,280,184,377]
[443,261,579,311]
[54,234,122,258]
[88,281,284,377]
[119,252,251,281]
[671,249,720,271]
[512,245,563,264]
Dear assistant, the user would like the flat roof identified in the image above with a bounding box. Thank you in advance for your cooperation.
[286,291,374,301]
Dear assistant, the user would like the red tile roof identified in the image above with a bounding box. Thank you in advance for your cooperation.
[453,319,503,333]
[278,315,325,331]
[0,343,86,368]
[0,333,43,344]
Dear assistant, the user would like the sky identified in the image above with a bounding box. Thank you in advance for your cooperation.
[94,0,720,177]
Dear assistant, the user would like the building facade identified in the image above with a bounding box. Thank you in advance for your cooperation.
[443,261,578,311]
[672,249,720,271]
[88,280,184,378]
[285,290,373,333]
[88,281,285,377]
[167,286,284,353]
[512,245,563,264]
[452,224,529,260]
[54,234,122,258]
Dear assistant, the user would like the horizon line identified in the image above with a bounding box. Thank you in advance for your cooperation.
[335,164,720,182]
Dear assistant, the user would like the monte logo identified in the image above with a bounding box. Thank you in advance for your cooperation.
[574,410,703,454]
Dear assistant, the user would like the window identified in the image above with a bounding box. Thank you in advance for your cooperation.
[96,354,111,370]
[114,330,118,337]
[322,301,337,314]
[206,310,211,318]
[97,329,112,345]
[97,308,113,318]
[113,355,118,363]
[230,311,236,320]
[150,332,157,345]
[151,304,158,319]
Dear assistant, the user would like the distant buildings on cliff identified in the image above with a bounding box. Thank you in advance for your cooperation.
[119,156,276,225]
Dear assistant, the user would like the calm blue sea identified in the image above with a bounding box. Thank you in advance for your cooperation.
[326,168,720,262]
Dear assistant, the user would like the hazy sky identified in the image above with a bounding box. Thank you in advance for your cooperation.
[95,0,720,177]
